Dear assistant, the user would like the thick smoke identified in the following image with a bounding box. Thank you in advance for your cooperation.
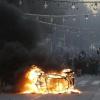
[0,2,63,85]
[0,2,45,83]
[0,2,41,48]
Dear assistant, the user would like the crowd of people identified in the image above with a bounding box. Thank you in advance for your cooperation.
[64,51,100,76]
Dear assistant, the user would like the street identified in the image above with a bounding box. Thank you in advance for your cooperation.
[0,75,100,100]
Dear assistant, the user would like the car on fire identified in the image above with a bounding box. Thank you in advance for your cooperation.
[35,68,75,93]
[21,66,80,94]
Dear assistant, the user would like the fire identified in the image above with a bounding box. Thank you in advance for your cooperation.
[20,65,81,94]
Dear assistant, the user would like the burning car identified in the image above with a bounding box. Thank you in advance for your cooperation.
[20,65,81,94]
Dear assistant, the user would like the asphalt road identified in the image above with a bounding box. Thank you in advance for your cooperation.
[0,75,100,100]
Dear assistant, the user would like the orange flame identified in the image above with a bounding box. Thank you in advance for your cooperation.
[20,65,81,94]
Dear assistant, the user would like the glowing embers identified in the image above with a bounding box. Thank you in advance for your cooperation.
[21,65,81,94]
